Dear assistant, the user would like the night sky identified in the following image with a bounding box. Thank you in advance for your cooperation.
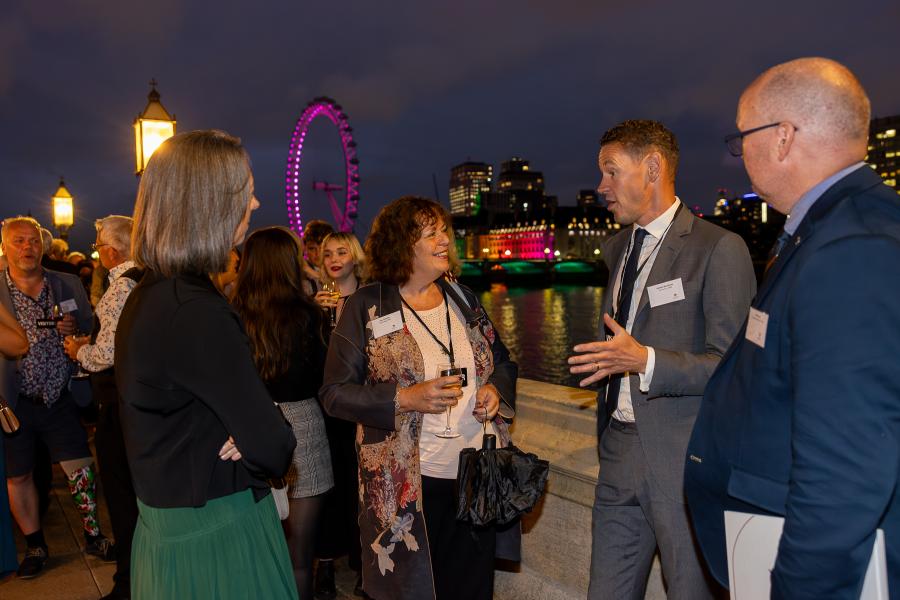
[2,1,898,252]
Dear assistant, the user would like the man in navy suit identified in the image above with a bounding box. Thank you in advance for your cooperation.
[685,57,900,599]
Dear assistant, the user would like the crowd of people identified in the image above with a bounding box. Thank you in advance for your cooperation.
[0,55,898,600]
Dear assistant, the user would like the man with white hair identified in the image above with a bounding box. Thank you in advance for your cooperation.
[65,215,140,599]
[685,57,900,598]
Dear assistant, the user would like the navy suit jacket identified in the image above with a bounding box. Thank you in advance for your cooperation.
[685,166,900,599]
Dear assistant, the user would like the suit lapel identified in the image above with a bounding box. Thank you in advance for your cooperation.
[601,231,631,320]
[633,203,693,321]
[753,166,884,307]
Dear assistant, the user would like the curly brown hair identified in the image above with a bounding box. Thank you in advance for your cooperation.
[600,119,679,182]
[365,196,460,285]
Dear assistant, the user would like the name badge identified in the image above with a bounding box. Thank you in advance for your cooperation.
[36,319,58,329]
[370,311,403,339]
[59,299,78,313]
[745,307,769,348]
[647,278,685,308]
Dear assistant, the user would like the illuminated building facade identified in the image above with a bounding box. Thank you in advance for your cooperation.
[868,115,899,195]
[449,161,493,216]
[497,158,545,213]
[577,189,599,207]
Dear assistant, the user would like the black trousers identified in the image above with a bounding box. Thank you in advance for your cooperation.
[315,414,361,570]
[92,371,138,588]
[422,476,496,600]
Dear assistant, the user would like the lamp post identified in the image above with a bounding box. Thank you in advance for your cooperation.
[51,177,75,241]
[134,79,176,176]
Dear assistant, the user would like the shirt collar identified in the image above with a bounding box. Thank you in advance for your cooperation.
[784,162,866,235]
[108,260,136,282]
[634,196,681,240]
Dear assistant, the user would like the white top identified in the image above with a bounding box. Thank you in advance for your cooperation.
[610,199,680,422]
[403,297,495,479]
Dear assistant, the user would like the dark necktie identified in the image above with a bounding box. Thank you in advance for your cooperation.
[605,227,648,420]
[764,229,791,277]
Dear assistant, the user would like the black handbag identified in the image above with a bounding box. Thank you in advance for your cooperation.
[455,432,549,526]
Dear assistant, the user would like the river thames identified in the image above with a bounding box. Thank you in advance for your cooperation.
[475,284,607,389]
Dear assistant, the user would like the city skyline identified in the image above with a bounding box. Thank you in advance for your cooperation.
[2,1,899,251]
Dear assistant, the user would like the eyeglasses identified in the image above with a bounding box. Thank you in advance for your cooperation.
[724,122,797,157]
[91,242,108,251]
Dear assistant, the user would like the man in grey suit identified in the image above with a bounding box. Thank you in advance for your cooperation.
[568,120,756,599]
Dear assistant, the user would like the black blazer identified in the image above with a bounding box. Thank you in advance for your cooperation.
[115,270,296,508]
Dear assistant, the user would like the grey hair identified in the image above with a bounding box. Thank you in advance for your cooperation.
[131,130,252,277]
[96,215,134,259]
[39,227,53,254]
[1,217,43,246]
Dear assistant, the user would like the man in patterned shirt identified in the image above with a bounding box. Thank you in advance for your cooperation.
[0,216,112,579]
[65,215,140,600]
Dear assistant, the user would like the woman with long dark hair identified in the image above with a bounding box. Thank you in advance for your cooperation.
[232,226,333,599]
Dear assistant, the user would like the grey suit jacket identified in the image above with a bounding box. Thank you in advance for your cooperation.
[597,202,755,501]
[0,268,93,409]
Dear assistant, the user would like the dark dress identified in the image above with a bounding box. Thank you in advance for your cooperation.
[115,271,298,599]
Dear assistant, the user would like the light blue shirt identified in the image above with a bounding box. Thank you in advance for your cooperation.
[784,162,867,235]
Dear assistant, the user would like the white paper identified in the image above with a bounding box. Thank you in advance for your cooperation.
[647,278,685,308]
[370,311,404,339]
[745,307,768,348]
[725,510,888,600]
[59,298,78,313]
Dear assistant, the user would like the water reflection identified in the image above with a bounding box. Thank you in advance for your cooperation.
[478,284,606,388]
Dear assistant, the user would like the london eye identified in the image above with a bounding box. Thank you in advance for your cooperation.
[284,96,360,235]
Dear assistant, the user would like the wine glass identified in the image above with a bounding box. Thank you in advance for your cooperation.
[433,362,462,439]
[321,280,340,326]
[54,304,89,379]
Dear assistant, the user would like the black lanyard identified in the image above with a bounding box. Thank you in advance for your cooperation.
[400,288,456,366]
[614,203,682,317]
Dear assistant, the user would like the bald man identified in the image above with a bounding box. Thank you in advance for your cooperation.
[685,57,900,598]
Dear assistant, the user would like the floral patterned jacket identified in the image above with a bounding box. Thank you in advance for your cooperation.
[320,278,518,600]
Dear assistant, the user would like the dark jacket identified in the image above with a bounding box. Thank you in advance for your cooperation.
[685,166,900,599]
[0,268,93,409]
[115,270,296,508]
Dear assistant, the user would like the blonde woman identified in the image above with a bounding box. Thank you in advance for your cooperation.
[313,232,364,324]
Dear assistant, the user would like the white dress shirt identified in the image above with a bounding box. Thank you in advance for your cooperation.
[610,199,680,423]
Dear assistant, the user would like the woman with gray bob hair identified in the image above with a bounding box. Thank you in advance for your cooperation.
[131,130,255,277]
[116,130,299,599]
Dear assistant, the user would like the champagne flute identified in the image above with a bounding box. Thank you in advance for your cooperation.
[434,362,462,439]
[321,280,339,326]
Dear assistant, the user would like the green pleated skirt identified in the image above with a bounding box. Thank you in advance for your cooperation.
[132,489,298,599]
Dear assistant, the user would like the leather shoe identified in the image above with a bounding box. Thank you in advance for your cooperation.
[314,560,336,599]
[17,546,48,579]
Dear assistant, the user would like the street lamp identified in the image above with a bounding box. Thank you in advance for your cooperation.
[51,177,74,240]
[134,79,176,176]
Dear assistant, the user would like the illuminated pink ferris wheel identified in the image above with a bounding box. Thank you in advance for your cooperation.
[284,96,360,234]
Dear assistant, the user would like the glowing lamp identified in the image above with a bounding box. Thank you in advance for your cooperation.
[134,79,176,175]
[51,177,75,240]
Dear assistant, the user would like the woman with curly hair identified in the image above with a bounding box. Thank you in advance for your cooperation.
[320,196,518,600]
[232,226,333,599]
